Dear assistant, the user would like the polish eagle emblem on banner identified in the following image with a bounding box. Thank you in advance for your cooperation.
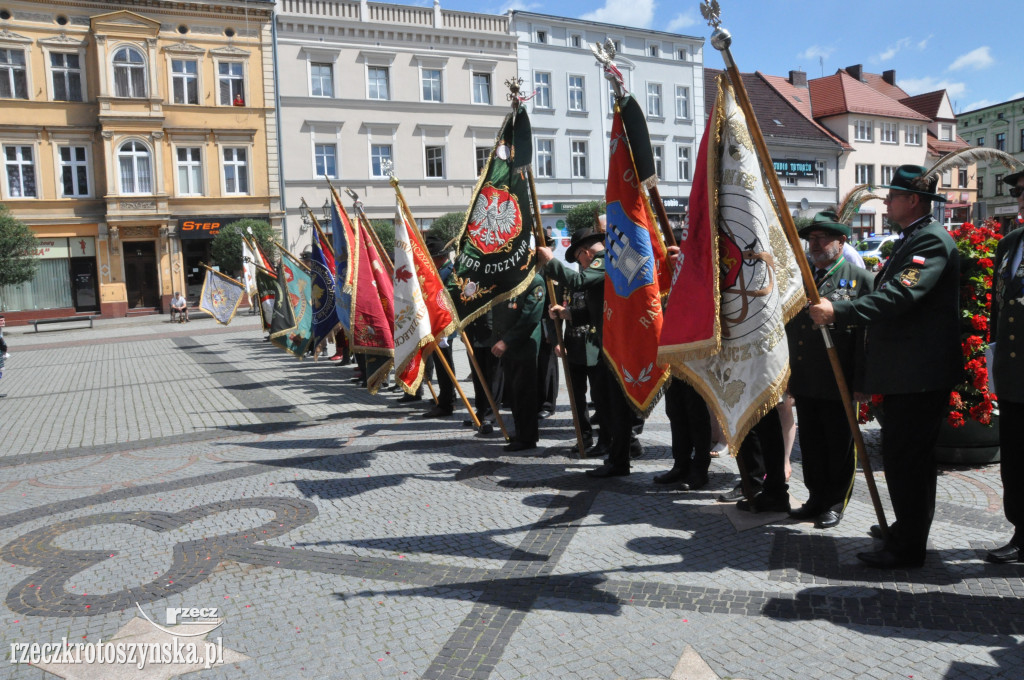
[467,185,521,254]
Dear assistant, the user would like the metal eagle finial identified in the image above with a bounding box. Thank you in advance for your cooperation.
[700,0,722,28]
[505,76,524,107]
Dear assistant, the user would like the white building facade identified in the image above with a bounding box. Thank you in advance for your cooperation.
[957,97,1024,233]
[275,0,517,249]
[508,11,704,234]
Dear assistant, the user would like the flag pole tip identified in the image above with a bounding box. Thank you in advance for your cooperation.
[710,27,731,51]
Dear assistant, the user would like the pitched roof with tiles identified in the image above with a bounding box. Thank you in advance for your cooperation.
[860,72,909,100]
[808,71,930,121]
[927,131,969,157]
[759,72,852,150]
[901,90,954,121]
[703,69,844,150]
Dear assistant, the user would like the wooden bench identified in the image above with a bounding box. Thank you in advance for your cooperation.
[32,315,98,332]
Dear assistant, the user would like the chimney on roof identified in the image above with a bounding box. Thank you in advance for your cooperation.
[788,70,807,88]
[882,69,896,86]
[846,64,863,81]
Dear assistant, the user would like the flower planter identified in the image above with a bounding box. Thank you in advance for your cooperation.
[934,414,1000,465]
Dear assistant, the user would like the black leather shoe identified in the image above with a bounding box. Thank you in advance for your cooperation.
[538,408,554,419]
[422,406,453,418]
[736,493,790,514]
[869,524,888,539]
[815,510,842,529]
[856,549,924,569]
[398,393,422,403]
[717,484,746,502]
[504,441,536,452]
[628,439,644,460]
[585,463,630,478]
[680,472,709,492]
[477,422,494,436]
[986,542,1024,564]
[581,436,595,450]
[653,467,688,485]
[587,442,610,458]
[788,503,820,521]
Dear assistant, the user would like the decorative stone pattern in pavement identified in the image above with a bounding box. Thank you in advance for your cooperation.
[1,318,1023,679]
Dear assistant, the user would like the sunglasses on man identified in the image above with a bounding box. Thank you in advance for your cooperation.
[1010,186,1024,198]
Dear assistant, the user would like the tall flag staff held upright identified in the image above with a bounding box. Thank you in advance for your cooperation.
[500,77,587,458]
[674,0,887,528]
[389,169,507,438]
[587,44,672,417]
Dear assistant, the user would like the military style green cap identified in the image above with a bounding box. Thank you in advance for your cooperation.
[798,210,851,239]
[878,164,947,202]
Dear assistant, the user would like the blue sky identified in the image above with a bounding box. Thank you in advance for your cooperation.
[429,0,1021,113]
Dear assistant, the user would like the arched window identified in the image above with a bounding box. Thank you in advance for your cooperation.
[118,140,152,194]
[112,46,147,98]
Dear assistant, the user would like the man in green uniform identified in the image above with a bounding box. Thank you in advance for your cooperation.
[787,211,873,530]
[810,166,960,569]
[987,169,1024,563]
[491,273,545,452]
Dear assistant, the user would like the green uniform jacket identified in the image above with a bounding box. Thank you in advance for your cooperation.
[787,258,874,399]
[831,217,960,395]
[491,273,544,360]
[992,226,1024,403]
[543,251,606,366]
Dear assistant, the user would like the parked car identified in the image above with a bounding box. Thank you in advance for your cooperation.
[855,234,900,270]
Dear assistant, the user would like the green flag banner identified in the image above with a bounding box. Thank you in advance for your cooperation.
[446,105,536,329]
[269,249,313,359]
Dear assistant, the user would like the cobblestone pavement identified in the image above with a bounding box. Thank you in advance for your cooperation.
[1,316,1022,679]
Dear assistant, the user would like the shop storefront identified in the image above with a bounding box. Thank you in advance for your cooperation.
[177,215,267,303]
[0,236,99,315]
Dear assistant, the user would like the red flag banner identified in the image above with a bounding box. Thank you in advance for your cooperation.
[350,219,395,394]
[602,106,671,415]
[393,194,457,394]
[659,75,805,452]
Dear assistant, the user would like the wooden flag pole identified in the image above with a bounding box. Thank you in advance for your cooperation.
[425,377,439,405]
[703,2,888,537]
[430,340,481,428]
[526,167,588,459]
[391,177,511,441]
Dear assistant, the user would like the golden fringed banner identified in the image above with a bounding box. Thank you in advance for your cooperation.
[660,76,805,453]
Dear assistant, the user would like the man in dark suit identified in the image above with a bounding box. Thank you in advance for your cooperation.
[810,165,960,569]
[491,273,545,452]
[787,211,874,529]
[987,169,1024,563]
[538,227,639,477]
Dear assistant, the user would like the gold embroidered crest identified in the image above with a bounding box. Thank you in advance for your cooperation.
[899,267,921,288]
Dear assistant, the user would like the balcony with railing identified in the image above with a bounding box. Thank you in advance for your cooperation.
[278,0,510,35]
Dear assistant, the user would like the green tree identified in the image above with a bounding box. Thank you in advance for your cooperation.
[0,204,39,289]
[880,239,896,259]
[371,219,395,256]
[566,200,606,234]
[426,211,466,247]
[210,219,275,276]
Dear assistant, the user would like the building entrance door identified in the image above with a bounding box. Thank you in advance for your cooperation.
[123,241,160,308]
[69,258,99,312]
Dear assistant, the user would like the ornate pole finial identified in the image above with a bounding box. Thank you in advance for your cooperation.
[505,76,524,109]
[591,38,625,98]
[700,0,722,29]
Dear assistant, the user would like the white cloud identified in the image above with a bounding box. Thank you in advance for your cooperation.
[899,76,966,99]
[666,12,696,32]
[917,34,933,50]
[500,0,541,10]
[797,45,835,61]
[877,37,911,62]
[580,0,654,28]
[948,46,993,71]
[961,99,996,113]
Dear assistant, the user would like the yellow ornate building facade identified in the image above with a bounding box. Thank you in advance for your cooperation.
[0,0,279,321]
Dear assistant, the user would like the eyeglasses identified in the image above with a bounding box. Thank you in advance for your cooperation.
[1011,186,1024,198]
[805,234,839,243]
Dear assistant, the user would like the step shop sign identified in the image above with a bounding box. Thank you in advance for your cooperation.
[178,216,268,240]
